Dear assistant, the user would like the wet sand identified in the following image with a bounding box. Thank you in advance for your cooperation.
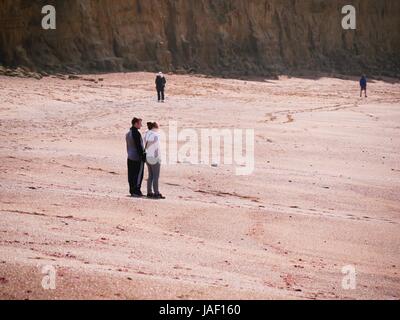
[0,73,399,299]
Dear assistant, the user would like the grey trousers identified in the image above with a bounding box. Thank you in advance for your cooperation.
[147,162,161,195]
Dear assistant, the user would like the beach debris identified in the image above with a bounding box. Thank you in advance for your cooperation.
[68,75,80,80]
[0,66,43,80]
[0,277,8,284]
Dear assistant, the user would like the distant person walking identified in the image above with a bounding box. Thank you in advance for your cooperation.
[155,72,166,102]
[126,117,146,197]
[360,75,367,98]
[144,122,165,199]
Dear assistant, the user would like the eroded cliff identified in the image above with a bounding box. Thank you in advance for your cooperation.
[0,0,399,76]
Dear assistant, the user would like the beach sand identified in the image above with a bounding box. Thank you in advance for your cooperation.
[0,73,399,299]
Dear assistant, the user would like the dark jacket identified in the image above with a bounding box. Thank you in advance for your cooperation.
[155,75,166,90]
[126,127,145,161]
[360,77,367,88]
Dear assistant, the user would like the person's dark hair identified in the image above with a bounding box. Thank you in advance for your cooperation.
[147,122,159,130]
[132,117,142,126]
[147,122,155,130]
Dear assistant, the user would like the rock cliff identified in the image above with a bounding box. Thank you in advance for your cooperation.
[0,0,399,76]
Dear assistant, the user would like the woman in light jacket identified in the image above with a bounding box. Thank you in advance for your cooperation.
[144,122,165,199]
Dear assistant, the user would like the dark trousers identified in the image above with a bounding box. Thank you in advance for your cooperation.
[360,86,367,97]
[127,159,144,195]
[157,88,165,101]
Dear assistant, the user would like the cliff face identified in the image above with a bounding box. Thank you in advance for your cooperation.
[0,0,399,76]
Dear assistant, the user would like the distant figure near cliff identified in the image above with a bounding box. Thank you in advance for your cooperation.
[155,72,167,102]
[360,75,367,98]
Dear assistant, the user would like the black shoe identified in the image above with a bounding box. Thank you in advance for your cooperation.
[154,193,166,199]
[131,191,143,198]
[147,193,155,198]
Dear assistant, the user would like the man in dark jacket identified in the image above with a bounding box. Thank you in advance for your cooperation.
[126,117,145,197]
[155,72,167,102]
[360,75,367,98]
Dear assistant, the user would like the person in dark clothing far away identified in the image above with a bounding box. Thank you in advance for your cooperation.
[126,117,146,197]
[155,72,166,102]
[360,75,367,98]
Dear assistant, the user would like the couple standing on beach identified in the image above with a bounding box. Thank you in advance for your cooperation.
[126,117,165,199]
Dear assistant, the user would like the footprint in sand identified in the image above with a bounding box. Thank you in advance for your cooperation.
[285,114,294,123]
[266,113,277,122]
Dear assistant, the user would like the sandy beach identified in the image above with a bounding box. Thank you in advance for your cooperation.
[0,72,399,300]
